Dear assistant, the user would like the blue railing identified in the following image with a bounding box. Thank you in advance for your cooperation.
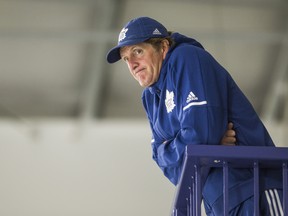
[171,145,288,216]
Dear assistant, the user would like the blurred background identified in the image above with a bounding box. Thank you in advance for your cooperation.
[0,0,287,215]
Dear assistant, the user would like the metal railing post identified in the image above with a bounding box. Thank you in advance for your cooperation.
[195,165,202,216]
[254,161,259,216]
[283,162,288,216]
[223,161,229,216]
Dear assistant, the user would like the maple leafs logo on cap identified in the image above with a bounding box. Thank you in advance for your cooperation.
[118,28,128,42]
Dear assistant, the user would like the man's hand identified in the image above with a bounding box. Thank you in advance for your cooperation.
[221,122,236,146]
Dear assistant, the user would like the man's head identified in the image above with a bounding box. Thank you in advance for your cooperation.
[106,17,171,87]
[106,17,169,64]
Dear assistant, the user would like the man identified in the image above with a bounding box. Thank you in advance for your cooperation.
[106,17,283,215]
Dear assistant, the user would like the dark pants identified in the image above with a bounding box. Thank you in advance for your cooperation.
[205,189,283,216]
[229,189,283,216]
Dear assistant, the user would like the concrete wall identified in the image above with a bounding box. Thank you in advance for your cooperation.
[0,119,175,216]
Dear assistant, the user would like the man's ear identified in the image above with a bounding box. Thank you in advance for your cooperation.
[162,39,170,59]
[162,39,169,50]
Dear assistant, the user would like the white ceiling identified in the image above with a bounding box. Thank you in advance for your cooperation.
[0,0,287,124]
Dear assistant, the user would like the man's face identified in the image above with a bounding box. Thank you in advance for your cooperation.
[120,42,168,87]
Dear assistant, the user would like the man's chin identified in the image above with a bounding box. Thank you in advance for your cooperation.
[139,83,147,88]
[138,80,148,88]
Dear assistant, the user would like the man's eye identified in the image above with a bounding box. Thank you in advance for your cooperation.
[134,49,143,55]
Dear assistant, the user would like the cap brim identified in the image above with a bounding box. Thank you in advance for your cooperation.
[106,37,153,64]
[106,46,122,64]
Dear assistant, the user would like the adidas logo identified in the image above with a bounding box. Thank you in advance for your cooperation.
[152,28,162,35]
[186,91,198,103]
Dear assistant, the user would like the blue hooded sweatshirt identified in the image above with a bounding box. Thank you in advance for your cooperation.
[142,33,282,213]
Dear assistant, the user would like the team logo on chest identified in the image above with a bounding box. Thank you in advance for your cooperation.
[165,90,176,113]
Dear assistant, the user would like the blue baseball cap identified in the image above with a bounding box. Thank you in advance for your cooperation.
[106,17,169,63]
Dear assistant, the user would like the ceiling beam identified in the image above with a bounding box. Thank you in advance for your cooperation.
[77,0,121,122]
[262,18,288,122]
[0,30,285,44]
[1,0,286,8]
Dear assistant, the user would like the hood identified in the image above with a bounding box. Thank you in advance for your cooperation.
[161,32,204,68]
[170,32,204,50]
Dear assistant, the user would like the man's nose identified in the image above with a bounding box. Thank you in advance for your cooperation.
[128,59,138,71]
